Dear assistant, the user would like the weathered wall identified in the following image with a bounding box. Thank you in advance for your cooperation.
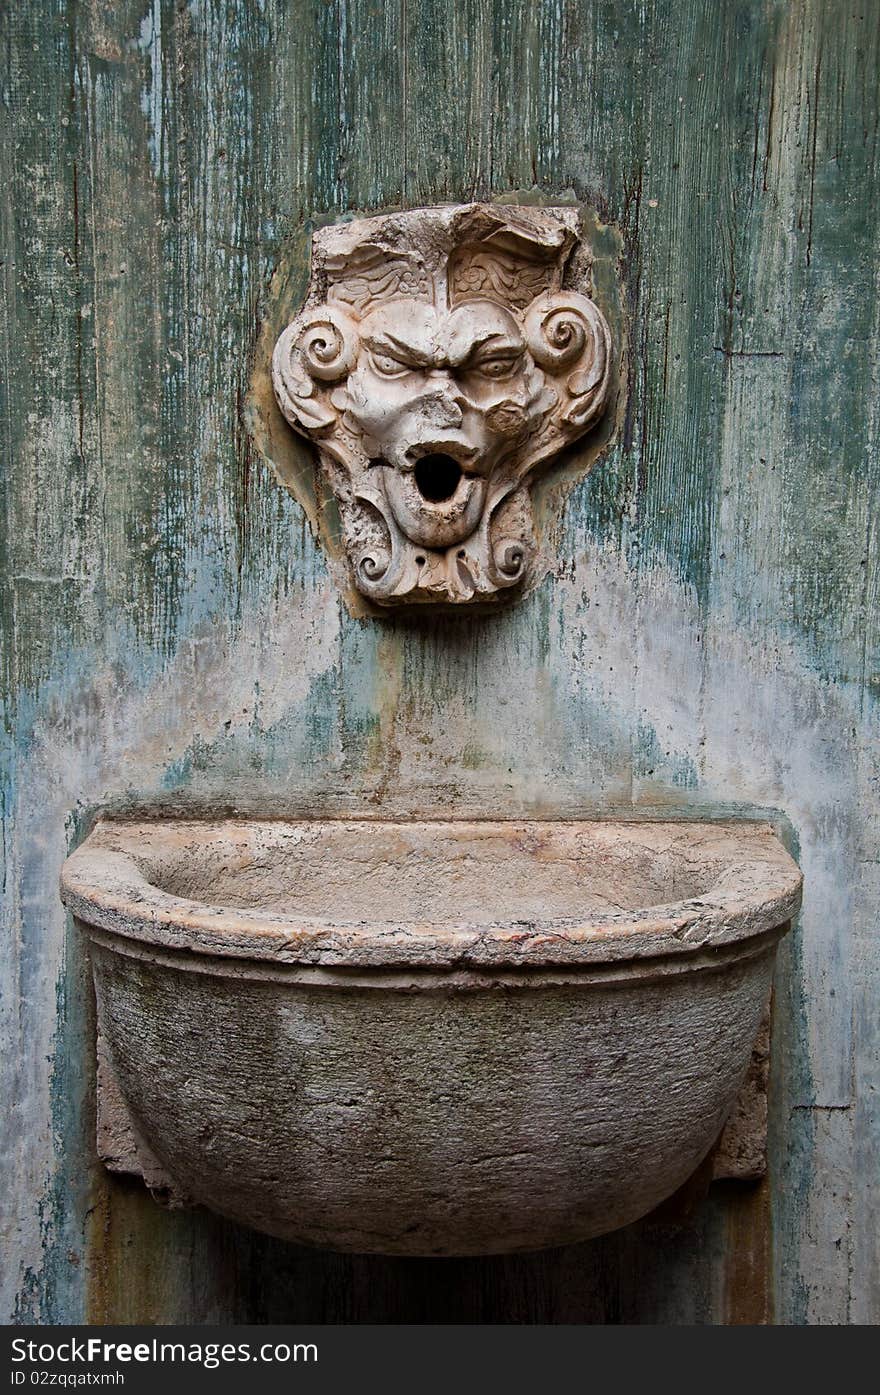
[1,0,877,1324]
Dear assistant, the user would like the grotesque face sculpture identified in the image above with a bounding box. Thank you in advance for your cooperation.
[272,204,613,607]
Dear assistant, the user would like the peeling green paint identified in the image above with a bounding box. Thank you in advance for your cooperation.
[2,0,878,1325]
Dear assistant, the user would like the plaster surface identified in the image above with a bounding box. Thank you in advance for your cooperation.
[4,0,878,1326]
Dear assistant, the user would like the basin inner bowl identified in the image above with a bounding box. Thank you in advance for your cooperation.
[95,816,797,930]
[61,817,803,969]
[139,820,731,923]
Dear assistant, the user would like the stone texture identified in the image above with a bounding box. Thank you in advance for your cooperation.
[63,817,801,1256]
[96,1005,774,1194]
[271,205,613,608]
[61,817,802,969]
[713,1007,772,1181]
[95,1032,187,1206]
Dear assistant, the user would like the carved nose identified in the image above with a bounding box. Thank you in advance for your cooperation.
[421,378,464,428]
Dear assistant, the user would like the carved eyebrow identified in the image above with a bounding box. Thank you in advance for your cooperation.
[458,331,523,364]
[471,337,521,356]
[363,330,435,367]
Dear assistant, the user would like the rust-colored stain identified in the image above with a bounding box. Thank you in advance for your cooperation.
[722,1180,773,1325]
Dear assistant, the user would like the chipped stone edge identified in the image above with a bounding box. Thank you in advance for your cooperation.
[96,1031,191,1207]
[711,1002,772,1181]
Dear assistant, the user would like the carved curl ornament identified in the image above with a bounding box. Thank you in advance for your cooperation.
[272,204,613,607]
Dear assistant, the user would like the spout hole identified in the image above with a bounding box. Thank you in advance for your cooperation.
[414,454,462,503]
[415,555,426,566]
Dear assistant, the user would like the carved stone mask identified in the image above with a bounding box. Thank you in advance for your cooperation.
[272,204,613,607]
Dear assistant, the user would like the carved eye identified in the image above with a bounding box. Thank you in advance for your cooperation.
[369,348,412,378]
[471,353,520,380]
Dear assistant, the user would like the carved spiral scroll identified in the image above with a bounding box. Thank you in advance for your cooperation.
[351,483,406,600]
[272,305,358,434]
[295,307,359,381]
[523,291,612,430]
[492,538,528,582]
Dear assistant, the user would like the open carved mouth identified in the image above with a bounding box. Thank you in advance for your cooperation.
[368,448,487,550]
[370,447,478,507]
[406,441,480,505]
[413,453,464,503]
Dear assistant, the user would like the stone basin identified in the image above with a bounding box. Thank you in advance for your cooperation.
[60,817,802,1256]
